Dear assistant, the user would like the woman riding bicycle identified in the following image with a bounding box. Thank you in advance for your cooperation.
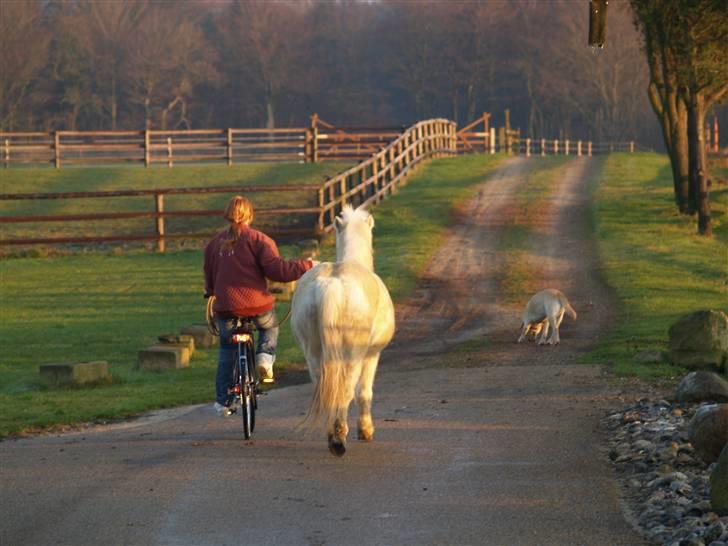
[204,195,315,416]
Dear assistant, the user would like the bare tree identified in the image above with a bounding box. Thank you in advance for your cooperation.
[126,3,218,129]
[0,1,50,130]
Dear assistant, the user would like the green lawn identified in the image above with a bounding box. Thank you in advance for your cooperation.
[0,155,503,437]
[586,152,728,377]
[2,152,724,436]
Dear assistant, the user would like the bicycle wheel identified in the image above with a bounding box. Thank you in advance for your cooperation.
[240,346,255,439]
[248,342,258,411]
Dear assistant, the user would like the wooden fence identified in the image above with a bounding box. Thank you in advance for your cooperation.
[1,112,638,168]
[0,119,457,250]
[0,115,410,168]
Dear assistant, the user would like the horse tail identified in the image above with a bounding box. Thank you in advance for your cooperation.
[307,279,349,431]
[564,301,577,320]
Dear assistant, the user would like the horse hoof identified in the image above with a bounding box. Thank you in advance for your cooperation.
[357,429,374,442]
[328,436,346,457]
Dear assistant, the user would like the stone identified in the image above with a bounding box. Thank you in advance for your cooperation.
[676,372,728,404]
[635,350,667,364]
[158,334,195,354]
[668,310,728,373]
[298,238,320,259]
[39,361,111,386]
[688,404,728,464]
[137,346,190,371]
[180,324,217,349]
[267,279,296,301]
[711,444,728,516]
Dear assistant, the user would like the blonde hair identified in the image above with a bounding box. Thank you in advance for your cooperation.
[224,195,254,225]
[222,195,254,248]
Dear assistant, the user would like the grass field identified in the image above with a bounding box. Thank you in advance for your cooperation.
[0,155,503,437]
[586,152,727,377]
[0,162,348,252]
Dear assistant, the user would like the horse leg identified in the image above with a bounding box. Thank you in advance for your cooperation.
[356,354,379,441]
[328,364,358,457]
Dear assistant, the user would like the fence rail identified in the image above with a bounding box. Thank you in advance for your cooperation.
[0,118,457,250]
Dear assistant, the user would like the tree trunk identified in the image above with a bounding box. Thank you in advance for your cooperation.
[265,99,275,129]
[672,101,690,214]
[686,92,711,236]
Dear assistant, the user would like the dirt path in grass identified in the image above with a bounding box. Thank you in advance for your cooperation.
[389,155,618,365]
[1,157,651,546]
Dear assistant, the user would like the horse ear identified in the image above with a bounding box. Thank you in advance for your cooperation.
[366,214,374,230]
[334,216,343,232]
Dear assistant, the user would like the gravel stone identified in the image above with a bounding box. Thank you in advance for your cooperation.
[604,399,728,545]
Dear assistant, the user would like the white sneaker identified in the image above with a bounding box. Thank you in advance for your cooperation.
[256,353,275,383]
[213,402,232,416]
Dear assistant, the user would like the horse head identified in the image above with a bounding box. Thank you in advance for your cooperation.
[334,204,374,270]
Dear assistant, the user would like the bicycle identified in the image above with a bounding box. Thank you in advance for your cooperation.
[228,317,259,440]
[206,296,260,440]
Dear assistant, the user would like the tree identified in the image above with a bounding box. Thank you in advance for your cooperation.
[631,0,728,235]
[126,3,218,129]
[0,1,50,130]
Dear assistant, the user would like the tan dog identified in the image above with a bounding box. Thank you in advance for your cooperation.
[517,288,577,345]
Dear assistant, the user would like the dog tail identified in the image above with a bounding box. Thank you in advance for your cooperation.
[564,302,577,320]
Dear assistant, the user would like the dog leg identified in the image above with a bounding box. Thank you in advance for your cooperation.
[517,323,529,343]
[538,321,550,345]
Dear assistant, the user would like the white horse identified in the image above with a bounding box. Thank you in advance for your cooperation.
[291,204,395,456]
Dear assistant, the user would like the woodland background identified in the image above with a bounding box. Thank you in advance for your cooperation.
[1,0,725,150]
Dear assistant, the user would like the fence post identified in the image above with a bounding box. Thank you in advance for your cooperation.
[588,141,592,156]
[525,138,531,157]
[4,138,9,168]
[155,193,165,253]
[328,182,335,226]
[54,131,61,168]
[227,128,233,166]
[630,141,635,153]
[167,137,173,168]
[554,139,559,154]
[312,125,319,163]
[577,141,582,156]
[340,175,348,209]
[317,187,325,233]
[389,146,396,194]
[144,130,150,167]
[541,138,545,156]
[565,139,570,155]
[372,155,380,202]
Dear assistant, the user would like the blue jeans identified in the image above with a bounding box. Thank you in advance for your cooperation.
[215,310,278,405]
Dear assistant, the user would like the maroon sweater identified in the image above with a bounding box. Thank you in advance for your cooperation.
[204,225,313,317]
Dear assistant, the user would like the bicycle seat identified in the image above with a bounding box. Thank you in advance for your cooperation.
[230,317,257,335]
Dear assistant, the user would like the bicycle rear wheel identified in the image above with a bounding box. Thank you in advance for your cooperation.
[240,346,255,439]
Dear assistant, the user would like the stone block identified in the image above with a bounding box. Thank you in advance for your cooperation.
[676,371,728,403]
[180,324,217,349]
[712,443,728,515]
[688,403,728,464]
[158,334,195,354]
[298,238,320,259]
[138,346,190,371]
[40,361,111,386]
[268,279,296,301]
[669,309,728,372]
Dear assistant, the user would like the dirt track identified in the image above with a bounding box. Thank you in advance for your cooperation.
[0,157,649,546]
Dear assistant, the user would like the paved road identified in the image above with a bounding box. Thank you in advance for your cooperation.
[1,158,647,546]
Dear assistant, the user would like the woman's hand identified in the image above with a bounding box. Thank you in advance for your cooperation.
[307,258,320,267]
